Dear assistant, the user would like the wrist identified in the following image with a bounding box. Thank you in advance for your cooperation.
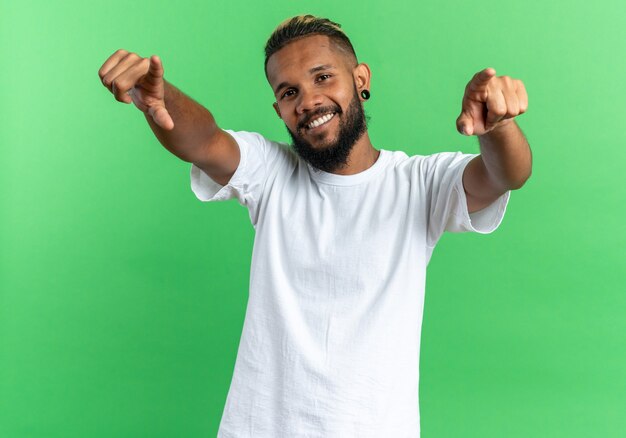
[479,118,516,139]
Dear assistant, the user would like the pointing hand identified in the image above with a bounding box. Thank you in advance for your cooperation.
[456,68,528,136]
[98,50,174,130]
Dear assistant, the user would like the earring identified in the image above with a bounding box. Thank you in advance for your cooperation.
[360,89,370,100]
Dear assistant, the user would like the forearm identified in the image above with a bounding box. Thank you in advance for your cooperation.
[478,119,532,190]
[145,80,219,163]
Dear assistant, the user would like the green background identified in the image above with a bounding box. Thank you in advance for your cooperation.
[1,0,624,436]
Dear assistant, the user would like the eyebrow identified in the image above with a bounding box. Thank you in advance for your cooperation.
[273,64,336,95]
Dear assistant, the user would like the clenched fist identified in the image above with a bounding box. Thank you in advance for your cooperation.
[98,49,174,130]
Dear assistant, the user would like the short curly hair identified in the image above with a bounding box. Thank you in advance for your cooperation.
[264,15,358,76]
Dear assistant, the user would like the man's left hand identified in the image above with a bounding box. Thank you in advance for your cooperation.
[456,68,528,136]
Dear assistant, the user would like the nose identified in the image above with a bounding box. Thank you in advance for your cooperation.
[296,87,323,116]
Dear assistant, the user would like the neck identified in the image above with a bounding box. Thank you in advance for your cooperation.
[331,132,379,175]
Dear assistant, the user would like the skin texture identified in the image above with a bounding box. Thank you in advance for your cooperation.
[266,34,380,175]
[285,82,368,173]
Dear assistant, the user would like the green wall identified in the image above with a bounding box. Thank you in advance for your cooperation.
[1,0,624,436]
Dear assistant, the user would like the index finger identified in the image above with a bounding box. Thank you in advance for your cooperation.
[146,55,164,82]
[98,49,130,81]
[472,67,496,85]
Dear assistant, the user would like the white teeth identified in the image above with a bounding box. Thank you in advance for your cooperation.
[307,112,335,129]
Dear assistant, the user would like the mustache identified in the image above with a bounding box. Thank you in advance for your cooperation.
[298,106,341,130]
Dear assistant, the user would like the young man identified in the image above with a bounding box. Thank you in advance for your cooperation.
[99,14,531,438]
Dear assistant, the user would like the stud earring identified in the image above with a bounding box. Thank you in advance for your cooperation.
[360,89,370,100]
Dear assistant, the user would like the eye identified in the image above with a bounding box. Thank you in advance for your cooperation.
[317,74,332,82]
[281,89,296,99]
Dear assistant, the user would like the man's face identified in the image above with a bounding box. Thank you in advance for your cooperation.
[266,34,370,172]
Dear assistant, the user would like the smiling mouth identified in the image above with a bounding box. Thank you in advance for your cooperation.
[304,112,337,131]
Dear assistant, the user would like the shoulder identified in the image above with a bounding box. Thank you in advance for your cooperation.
[382,150,479,185]
[416,151,478,178]
[224,129,296,165]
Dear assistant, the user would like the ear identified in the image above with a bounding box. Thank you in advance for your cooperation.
[353,62,372,101]
[273,102,282,119]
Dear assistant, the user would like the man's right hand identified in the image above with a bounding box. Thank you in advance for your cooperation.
[98,49,174,130]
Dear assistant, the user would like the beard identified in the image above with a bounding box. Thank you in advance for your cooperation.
[285,85,368,173]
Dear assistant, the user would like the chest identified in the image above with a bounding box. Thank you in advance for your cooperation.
[258,174,428,292]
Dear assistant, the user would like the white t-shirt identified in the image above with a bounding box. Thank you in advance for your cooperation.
[190,129,510,438]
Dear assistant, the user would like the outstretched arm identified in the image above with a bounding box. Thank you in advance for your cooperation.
[145,79,240,186]
[455,68,532,213]
[98,50,240,186]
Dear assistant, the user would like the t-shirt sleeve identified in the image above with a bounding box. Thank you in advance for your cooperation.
[189,129,281,226]
[423,151,511,248]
